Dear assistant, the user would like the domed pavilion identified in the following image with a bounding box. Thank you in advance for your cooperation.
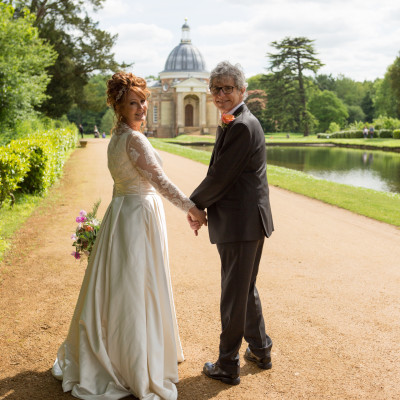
[146,20,219,137]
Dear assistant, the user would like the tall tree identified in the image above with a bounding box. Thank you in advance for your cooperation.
[245,89,271,131]
[387,54,400,117]
[334,74,366,107]
[67,73,109,134]
[361,91,375,122]
[267,37,324,135]
[0,2,56,133]
[9,0,129,118]
[308,90,348,132]
[373,77,398,118]
[314,73,336,92]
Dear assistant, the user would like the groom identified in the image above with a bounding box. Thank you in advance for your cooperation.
[189,61,274,385]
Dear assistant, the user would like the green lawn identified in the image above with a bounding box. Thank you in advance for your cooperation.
[150,138,400,228]
[157,133,400,150]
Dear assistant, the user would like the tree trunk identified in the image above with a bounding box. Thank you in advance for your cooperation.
[297,56,309,136]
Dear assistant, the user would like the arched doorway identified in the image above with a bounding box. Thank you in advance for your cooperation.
[185,104,193,126]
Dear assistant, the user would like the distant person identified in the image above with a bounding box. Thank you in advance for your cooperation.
[78,124,84,138]
[102,131,106,138]
[93,125,99,138]
[363,126,368,138]
[369,125,374,138]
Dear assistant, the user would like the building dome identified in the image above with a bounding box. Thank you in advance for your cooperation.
[163,20,207,73]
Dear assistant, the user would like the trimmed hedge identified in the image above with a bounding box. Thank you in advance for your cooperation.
[317,130,363,139]
[393,129,400,139]
[0,148,30,206]
[0,127,77,207]
[378,129,393,138]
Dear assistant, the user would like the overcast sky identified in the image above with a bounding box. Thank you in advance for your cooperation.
[94,0,400,82]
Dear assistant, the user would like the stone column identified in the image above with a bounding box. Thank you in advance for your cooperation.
[177,92,184,133]
[200,93,206,129]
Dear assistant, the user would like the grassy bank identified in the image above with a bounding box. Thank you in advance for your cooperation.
[0,140,76,262]
[162,133,400,150]
[150,138,400,228]
[0,194,43,259]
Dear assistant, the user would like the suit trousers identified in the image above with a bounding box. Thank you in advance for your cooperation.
[216,238,272,374]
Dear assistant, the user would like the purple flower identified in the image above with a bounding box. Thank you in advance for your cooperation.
[71,233,77,241]
[71,251,81,259]
[79,210,87,217]
[75,216,87,223]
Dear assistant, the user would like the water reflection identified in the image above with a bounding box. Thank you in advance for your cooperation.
[187,145,400,194]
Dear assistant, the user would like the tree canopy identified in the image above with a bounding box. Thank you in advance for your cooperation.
[387,54,400,117]
[0,2,56,132]
[308,90,348,133]
[8,0,129,118]
[267,37,324,135]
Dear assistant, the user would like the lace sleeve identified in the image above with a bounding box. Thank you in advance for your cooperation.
[126,132,195,213]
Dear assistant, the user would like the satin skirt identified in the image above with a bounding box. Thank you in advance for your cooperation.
[52,193,184,400]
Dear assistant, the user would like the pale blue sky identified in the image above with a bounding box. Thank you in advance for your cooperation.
[94,0,400,82]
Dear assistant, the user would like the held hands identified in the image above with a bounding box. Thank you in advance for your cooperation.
[187,206,207,236]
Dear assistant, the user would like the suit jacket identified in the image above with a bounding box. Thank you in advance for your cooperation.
[190,104,274,244]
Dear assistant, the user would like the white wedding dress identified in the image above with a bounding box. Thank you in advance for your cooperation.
[52,123,194,400]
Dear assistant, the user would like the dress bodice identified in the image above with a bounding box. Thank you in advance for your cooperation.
[108,127,156,196]
[107,123,194,213]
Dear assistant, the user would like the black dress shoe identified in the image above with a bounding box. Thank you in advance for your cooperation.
[244,347,272,370]
[203,362,240,385]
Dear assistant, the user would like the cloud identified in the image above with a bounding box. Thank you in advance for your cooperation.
[93,0,400,81]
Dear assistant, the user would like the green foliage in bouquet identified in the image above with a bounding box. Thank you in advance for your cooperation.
[71,200,102,260]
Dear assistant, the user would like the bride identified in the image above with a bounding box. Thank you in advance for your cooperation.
[52,71,207,400]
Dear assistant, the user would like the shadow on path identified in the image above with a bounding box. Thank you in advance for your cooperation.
[177,363,268,399]
[0,369,136,400]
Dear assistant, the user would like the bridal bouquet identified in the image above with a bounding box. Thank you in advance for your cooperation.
[71,200,101,260]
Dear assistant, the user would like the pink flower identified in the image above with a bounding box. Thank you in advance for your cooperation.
[79,210,87,217]
[76,216,87,223]
[71,233,77,240]
[71,251,81,259]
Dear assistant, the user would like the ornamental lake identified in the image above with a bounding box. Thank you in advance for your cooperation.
[187,144,400,195]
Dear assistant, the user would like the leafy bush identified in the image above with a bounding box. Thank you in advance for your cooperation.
[0,127,77,206]
[0,148,30,206]
[378,129,393,138]
[326,122,341,133]
[393,129,400,139]
[373,116,400,130]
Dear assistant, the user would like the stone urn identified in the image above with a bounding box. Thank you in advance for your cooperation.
[79,140,88,148]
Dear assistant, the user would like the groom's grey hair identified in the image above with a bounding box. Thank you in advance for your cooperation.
[209,61,248,99]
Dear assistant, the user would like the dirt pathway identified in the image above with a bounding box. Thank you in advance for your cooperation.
[1,138,399,400]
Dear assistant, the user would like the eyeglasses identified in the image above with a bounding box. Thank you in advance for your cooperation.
[209,86,236,95]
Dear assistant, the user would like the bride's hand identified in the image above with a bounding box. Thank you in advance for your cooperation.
[187,214,201,236]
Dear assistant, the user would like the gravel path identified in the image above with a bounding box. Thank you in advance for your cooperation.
[0,138,399,400]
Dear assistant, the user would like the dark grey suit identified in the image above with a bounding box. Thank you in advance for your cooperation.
[190,104,274,374]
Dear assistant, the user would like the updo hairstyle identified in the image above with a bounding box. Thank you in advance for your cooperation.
[106,71,150,123]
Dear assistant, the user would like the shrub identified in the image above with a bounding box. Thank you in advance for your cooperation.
[0,126,77,207]
[393,129,400,139]
[326,122,341,133]
[349,130,363,138]
[378,129,393,138]
[0,148,30,206]
[373,116,400,130]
